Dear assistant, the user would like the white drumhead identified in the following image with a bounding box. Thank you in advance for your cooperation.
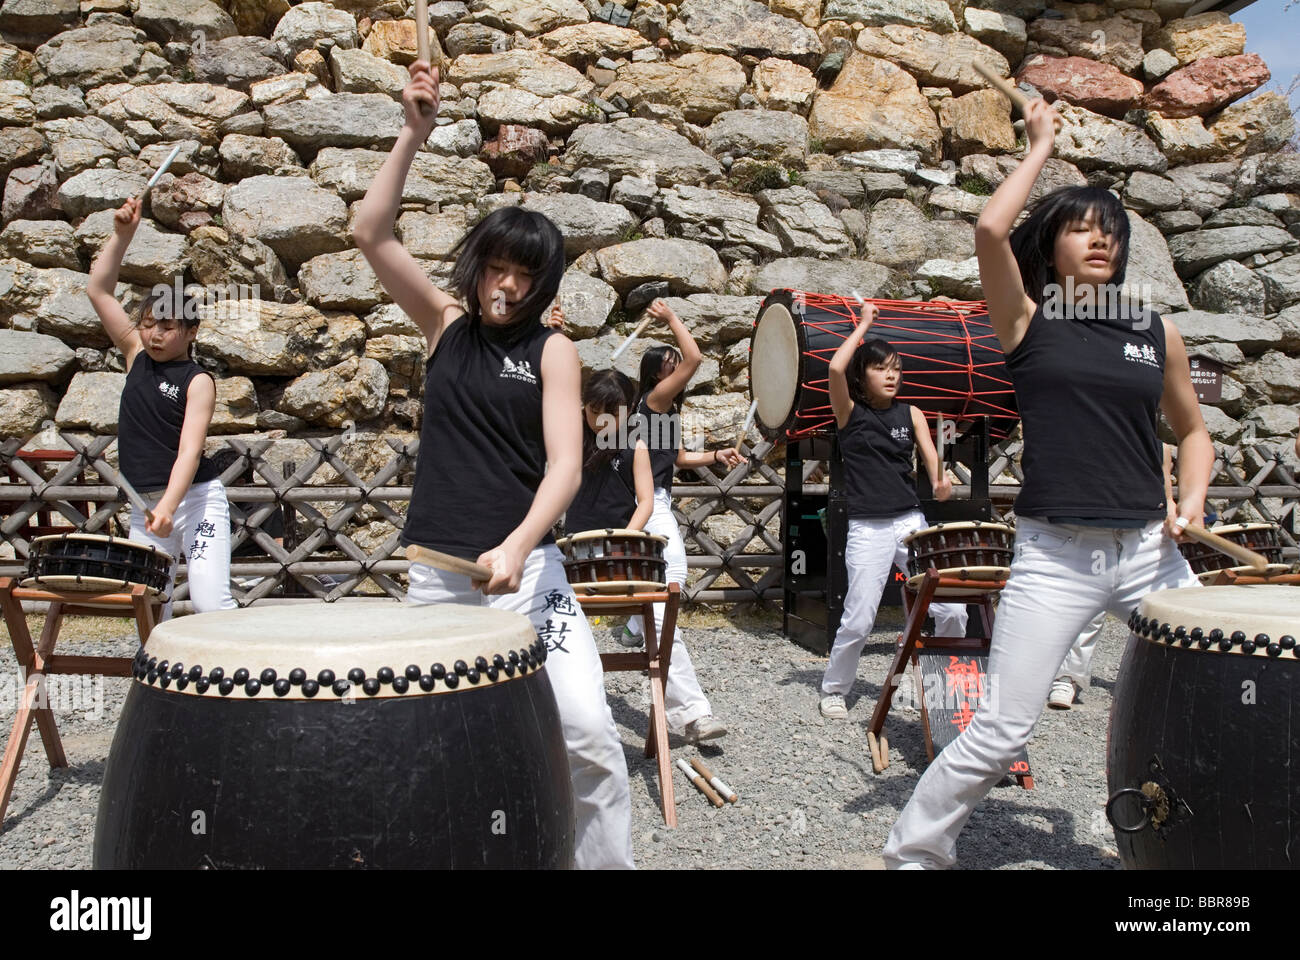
[1139,585,1300,639]
[560,529,667,546]
[903,521,1014,544]
[750,301,800,434]
[141,602,541,698]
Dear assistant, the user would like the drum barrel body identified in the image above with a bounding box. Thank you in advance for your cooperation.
[1107,595,1300,868]
[749,290,1019,443]
[558,530,667,586]
[25,534,172,595]
[904,523,1014,579]
[93,605,575,869]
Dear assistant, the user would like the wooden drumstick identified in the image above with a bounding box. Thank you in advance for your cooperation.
[676,758,724,807]
[612,314,654,360]
[405,543,493,581]
[415,0,430,63]
[972,61,1063,132]
[734,399,757,452]
[134,144,181,204]
[936,414,945,464]
[1178,523,1268,573]
[690,757,738,803]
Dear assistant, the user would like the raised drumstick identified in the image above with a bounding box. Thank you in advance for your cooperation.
[676,757,724,807]
[1178,522,1268,573]
[134,144,181,203]
[972,60,1063,132]
[734,399,758,452]
[612,314,654,360]
[415,0,430,64]
[405,543,493,581]
[690,757,738,803]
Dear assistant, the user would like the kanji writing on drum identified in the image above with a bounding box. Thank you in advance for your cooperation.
[944,656,985,733]
[542,590,577,617]
[536,618,571,654]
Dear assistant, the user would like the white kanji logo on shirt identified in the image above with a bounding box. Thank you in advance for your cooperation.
[500,356,537,384]
[158,381,179,401]
[890,426,911,442]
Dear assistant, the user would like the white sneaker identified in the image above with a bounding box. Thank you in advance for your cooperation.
[1047,677,1076,710]
[819,694,848,719]
[684,715,727,743]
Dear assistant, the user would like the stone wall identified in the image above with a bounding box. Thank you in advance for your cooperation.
[0,0,1296,460]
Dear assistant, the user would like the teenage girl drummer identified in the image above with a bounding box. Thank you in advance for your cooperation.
[352,58,633,869]
[883,98,1210,869]
[88,198,235,618]
[817,303,968,719]
[615,300,742,744]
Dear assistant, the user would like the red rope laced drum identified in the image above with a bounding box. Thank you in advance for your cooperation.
[902,521,1015,595]
[749,290,1019,443]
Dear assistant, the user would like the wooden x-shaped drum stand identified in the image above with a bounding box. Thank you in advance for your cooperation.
[866,567,1033,789]
[0,577,162,826]
[575,582,681,828]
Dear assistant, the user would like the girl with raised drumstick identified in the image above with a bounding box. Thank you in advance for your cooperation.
[567,357,731,744]
[884,98,1210,869]
[352,59,633,869]
[87,198,235,619]
[613,300,741,743]
[817,303,967,720]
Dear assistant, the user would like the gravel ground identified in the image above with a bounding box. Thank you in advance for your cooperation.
[0,606,1126,870]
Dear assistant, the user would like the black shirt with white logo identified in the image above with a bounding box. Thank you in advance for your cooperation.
[838,400,920,518]
[631,396,680,493]
[118,352,218,491]
[567,450,637,533]
[402,318,560,560]
[1005,302,1166,522]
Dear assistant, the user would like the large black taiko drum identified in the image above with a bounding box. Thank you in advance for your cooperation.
[1107,585,1300,868]
[749,290,1019,443]
[94,602,575,869]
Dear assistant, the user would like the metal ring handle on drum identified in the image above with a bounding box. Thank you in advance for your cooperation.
[1105,788,1154,834]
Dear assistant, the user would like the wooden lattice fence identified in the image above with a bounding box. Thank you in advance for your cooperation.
[1,431,1296,610]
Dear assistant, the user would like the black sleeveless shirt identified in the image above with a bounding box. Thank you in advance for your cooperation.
[631,395,679,493]
[567,449,637,533]
[839,400,920,518]
[1004,303,1166,522]
[118,352,218,491]
[402,318,560,560]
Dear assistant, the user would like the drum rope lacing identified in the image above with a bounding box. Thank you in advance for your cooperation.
[782,293,1018,441]
[130,638,550,698]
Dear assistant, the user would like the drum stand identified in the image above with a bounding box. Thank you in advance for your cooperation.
[0,577,162,827]
[574,582,682,827]
[865,567,1033,789]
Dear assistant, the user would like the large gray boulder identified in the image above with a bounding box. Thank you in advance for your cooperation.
[263,93,405,152]
[0,329,76,385]
[563,118,723,188]
[221,175,349,267]
[521,193,638,257]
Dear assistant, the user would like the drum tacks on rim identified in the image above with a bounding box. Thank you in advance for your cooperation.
[23,533,172,598]
[903,521,1014,595]
[557,529,668,596]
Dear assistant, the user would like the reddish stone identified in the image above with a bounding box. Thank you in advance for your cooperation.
[3,164,59,223]
[479,125,550,180]
[1016,55,1144,119]
[1143,53,1271,120]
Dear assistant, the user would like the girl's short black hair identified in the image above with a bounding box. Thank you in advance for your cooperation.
[138,282,202,329]
[450,206,565,337]
[636,344,684,412]
[582,369,636,470]
[847,337,901,407]
[1010,185,1130,305]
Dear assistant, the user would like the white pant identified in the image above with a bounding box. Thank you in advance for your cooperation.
[129,478,236,620]
[624,489,713,730]
[821,511,969,696]
[884,517,1200,868]
[407,545,635,870]
[1057,610,1106,689]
